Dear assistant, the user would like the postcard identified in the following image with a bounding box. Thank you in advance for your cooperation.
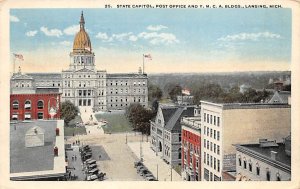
[0,0,299,189]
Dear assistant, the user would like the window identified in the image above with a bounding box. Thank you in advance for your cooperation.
[243,158,247,169]
[276,172,281,181]
[210,115,212,124]
[210,142,213,151]
[217,131,220,141]
[24,100,31,110]
[217,145,220,155]
[204,139,206,148]
[266,168,271,181]
[207,128,209,136]
[204,152,206,163]
[12,101,19,110]
[214,130,216,139]
[207,154,209,165]
[217,159,220,172]
[256,163,260,175]
[204,126,206,135]
[214,157,216,170]
[249,160,252,172]
[204,113,206,122]
[210,128,212,137]
[204,168,209,181]
[214,116,216,125]
[178,148,181,159]
[238,156,242,166]
[210,156,213,168]
[207,114,209,123]
[217,117,220,126]
[179,134,181,142]
[207,140,210,149]
[37,100,44,109]
[24,113,31,120]
[37,112,43,119]
[214,144,216,153]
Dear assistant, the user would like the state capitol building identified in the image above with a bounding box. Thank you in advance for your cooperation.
[10,12,148,112]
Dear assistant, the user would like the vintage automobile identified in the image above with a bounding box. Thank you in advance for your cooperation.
[87,174,98,181]
[134,161,143,168]
[88,163,97,170]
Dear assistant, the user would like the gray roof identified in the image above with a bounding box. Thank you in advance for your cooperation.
[165,106,195,132]
[201,101,291,110]
[268,91,291,104]
[11,73,33,80]
[10,121,58,173]
[161,107,178,124]
[107,73,147,78]
[235,143,291,170]
[27,73,62,79]
[75,68,94,72]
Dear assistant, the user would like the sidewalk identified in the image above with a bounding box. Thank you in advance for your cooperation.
[79,107,104,135]
[127,142,182,181]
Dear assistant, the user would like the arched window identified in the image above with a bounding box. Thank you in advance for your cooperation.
[24,100,31,110]
[12,100,19,110]
[243,157,247,169]
[256,163,260,176]
[37,100,44,109]
[276,172,281,181]
[238,155,242,166]
[266,168,271,181]
[248,160,252,172]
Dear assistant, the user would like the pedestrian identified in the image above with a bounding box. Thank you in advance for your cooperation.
[73,142,75,146]
[72,155,74,161]
[75,155,77,161]
[99,155,101,160]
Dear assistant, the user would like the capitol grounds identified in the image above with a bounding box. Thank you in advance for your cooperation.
[64,108,181,181]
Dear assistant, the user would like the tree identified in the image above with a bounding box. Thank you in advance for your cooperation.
[168,85,182,102]
[61,100,79,125]
[126,103,155,135]
[148,84,163,102]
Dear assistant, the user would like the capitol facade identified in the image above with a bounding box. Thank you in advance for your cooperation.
[10,12,148,112]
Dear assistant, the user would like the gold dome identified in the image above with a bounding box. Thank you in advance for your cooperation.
[73,12,92,54]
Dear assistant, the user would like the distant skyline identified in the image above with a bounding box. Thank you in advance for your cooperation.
[10,8,291,73]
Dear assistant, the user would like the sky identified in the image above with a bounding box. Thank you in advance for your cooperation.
[10,8,291,73]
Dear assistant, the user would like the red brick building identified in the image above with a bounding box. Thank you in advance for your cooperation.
[181,117,201,181]
[10,93,61,121]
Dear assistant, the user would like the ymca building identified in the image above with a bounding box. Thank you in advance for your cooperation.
[10,12,148,112]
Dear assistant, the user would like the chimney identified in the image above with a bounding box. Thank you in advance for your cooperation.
[270,151,277,160]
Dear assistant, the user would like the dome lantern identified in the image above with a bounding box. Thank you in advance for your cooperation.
[73,11,92,54]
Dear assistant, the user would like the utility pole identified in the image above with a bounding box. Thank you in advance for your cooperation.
[157,164,158,181]
[140,140,143,162]
[170,165,172,181]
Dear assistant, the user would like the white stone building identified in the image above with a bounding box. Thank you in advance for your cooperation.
[200,101,291,181]
[10,12,148,111]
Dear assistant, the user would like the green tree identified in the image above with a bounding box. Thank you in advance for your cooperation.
[148,84,163,102]
[126,103,155,135]
[61,100,79,125]
[168,85,182,102]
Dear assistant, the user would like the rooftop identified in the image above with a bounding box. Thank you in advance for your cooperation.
[10,120,66,180]
[200,100,290,110]
[235,142,291,171]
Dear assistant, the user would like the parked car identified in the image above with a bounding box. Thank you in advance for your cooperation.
[136,165,145,172]
[134,161,143,168]
[88,163,97,170]
[87,174,98,181]
[143,173,154,179]
[139,169,150,176]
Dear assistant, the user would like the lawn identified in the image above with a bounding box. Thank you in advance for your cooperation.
[64,116,87,136]
[94,112,133,133]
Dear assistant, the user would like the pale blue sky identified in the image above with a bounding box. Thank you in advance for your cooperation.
[10,8,291,73]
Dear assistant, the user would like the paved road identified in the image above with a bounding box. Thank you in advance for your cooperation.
[128,142,182,181]
[68,133,144,181]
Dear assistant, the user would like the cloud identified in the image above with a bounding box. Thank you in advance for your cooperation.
[95,30,178,45]
[218,31,281,42]
[138,32,179,45]
[95,32,111,41]
[40,26,63,37]
[25,30,38,37]
[10,15,20,22]
[129,35,138,42]
[147,25,168,31]
[59,41,71,46]
[63,25,79,35]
